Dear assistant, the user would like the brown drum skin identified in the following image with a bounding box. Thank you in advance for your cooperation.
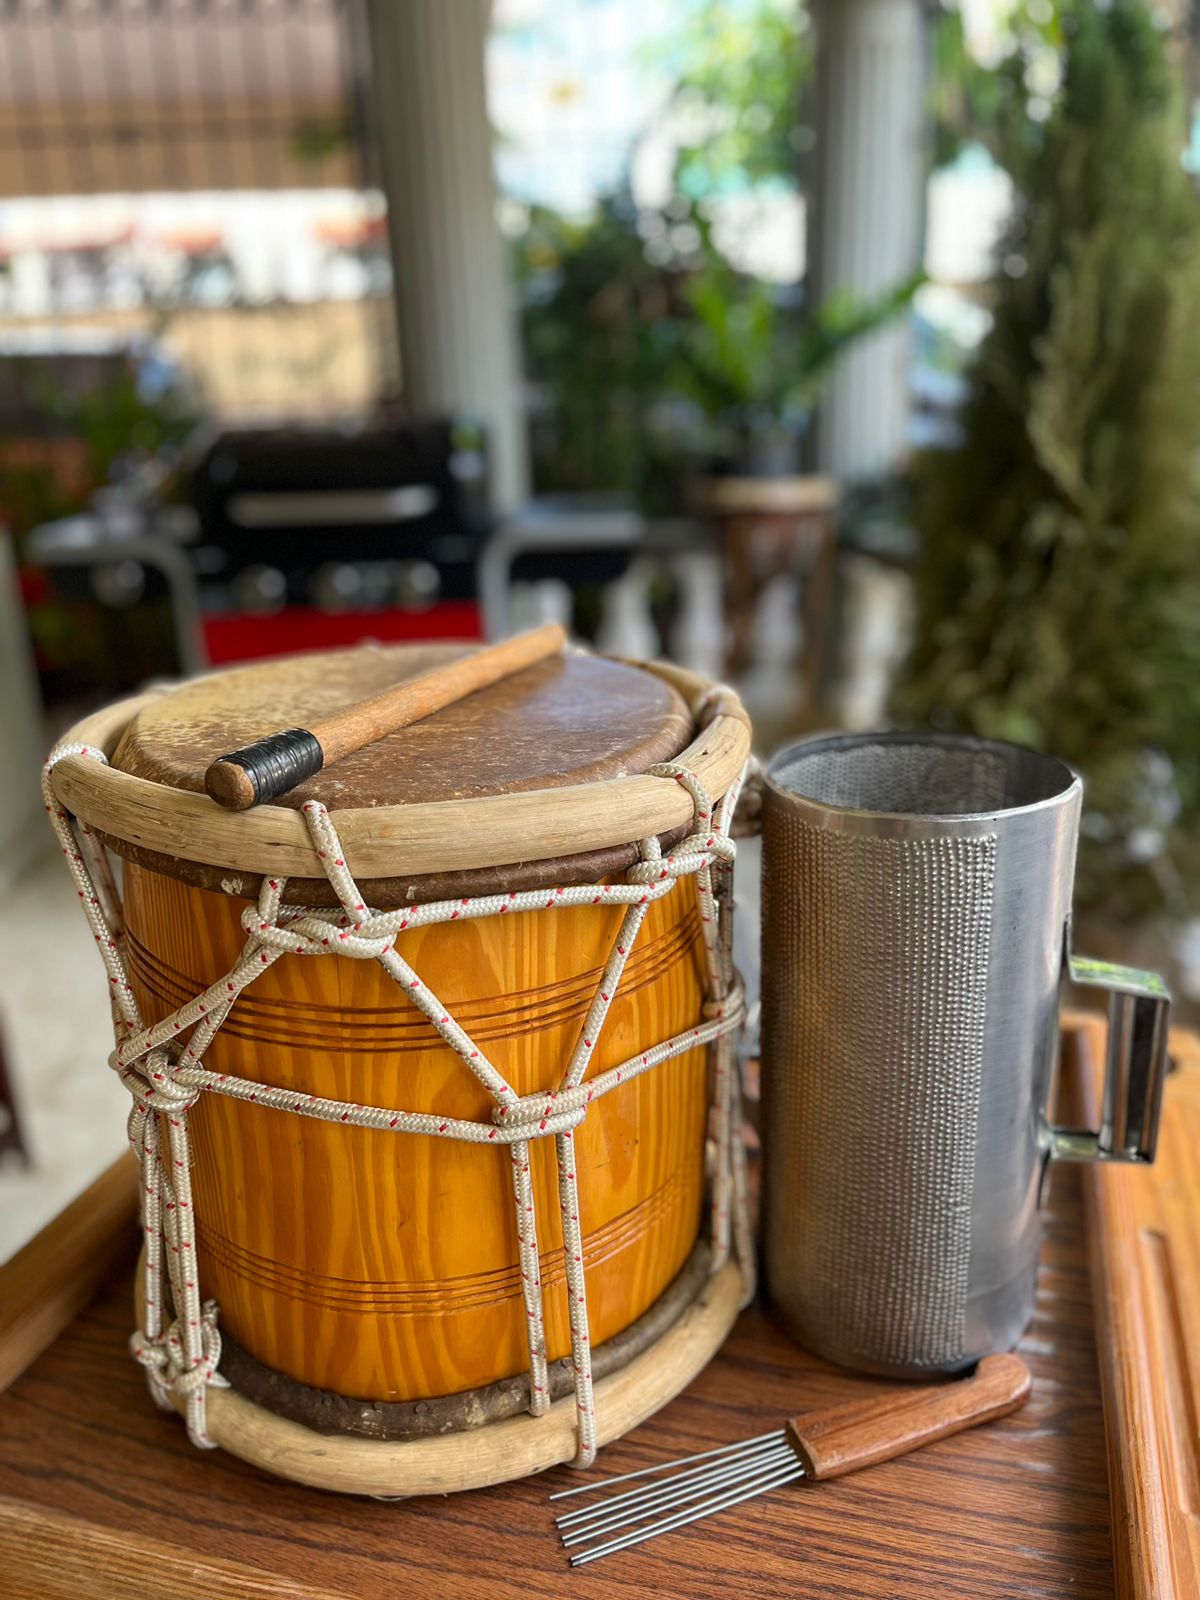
[122,862,709,1403]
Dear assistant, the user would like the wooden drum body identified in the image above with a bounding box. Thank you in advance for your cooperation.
[47,645,753,1493]
[124,866,709,1403]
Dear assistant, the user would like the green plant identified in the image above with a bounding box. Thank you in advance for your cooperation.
[930,1,1067,172]
[6,347,202,698]
[513,0,817,504]
[514,0,920,499]
[898,0,1200,920]
[60,357,199,487]
[668,0,813,200]
[516,195,696,510]
[679,256,923,443]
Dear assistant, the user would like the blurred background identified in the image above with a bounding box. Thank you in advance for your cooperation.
[3,0,1200,1248]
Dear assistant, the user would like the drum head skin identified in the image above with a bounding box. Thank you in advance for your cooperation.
[107,644,695,902]
[114,645,692,806]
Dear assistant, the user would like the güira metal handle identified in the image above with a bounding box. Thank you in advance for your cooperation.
[1047,956,1171,1165]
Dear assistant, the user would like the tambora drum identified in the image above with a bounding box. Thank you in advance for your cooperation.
[43,644,753,1493]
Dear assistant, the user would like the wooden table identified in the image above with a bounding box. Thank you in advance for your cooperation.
[0,1153,1111,1598]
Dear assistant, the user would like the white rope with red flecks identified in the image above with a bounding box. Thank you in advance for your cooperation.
[42,741,753,1469]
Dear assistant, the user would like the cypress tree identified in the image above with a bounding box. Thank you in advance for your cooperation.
[898,0,1200,918]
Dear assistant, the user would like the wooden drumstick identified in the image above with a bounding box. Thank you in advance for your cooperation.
[204,623,568,811]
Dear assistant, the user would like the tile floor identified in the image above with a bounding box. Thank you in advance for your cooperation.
[0,845,129,1260]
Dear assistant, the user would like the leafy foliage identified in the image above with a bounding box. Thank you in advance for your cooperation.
[669,0,812,199]
[57,356,200,488]
[514,0,916,500]
[4,346,200,694]
[898,0,1200,919]
[514,0,813,503]
[678,257,923,428]
[515,195,696,511]
[930,1,1066,172]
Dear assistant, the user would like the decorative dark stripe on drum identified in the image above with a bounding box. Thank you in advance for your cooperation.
[193,1161,703,1316]
[124,898,703,1012]
[122,906,706,1054]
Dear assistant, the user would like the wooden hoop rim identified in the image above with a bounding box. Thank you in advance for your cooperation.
[49,660,751,882]
[152,1260,743,1495]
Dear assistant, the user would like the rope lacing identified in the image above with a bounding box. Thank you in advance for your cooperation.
[43,737,753,1466]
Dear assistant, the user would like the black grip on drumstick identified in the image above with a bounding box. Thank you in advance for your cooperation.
[206,729,324,810]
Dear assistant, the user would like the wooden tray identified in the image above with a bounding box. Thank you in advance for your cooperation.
[1064,1014,1200,1599]
[0,1017,1189,1599]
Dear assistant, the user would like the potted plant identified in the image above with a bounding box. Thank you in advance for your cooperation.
[678,252,923,477]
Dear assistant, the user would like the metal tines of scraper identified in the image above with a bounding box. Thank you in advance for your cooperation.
[550,1353,1031,1567]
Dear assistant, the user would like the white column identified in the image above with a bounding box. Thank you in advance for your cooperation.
[810,0,927,482]
[366,0,528,511]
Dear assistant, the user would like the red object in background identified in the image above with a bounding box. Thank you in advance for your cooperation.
[201,602,484,665]
[17,561,53,610]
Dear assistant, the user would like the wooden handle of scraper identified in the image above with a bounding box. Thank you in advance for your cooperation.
[204,623,568,810]
[786,1354,1032,1481]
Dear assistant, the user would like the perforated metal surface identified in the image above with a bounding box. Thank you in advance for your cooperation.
[762,787,998,1373]
[768,740,1012,817]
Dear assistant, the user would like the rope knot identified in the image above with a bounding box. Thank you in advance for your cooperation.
[130,1304,226,1420]
[687,830,736,866]
[625,855,681,885]
[239,904,395,961]
[130,1328,168,1381]
[122,1048,201,1115]
[492,1090,587,1136]
[702,976,745,1024]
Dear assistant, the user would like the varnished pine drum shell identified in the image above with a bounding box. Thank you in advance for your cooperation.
[123,862,707,1402]
[51,645,751,1487]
